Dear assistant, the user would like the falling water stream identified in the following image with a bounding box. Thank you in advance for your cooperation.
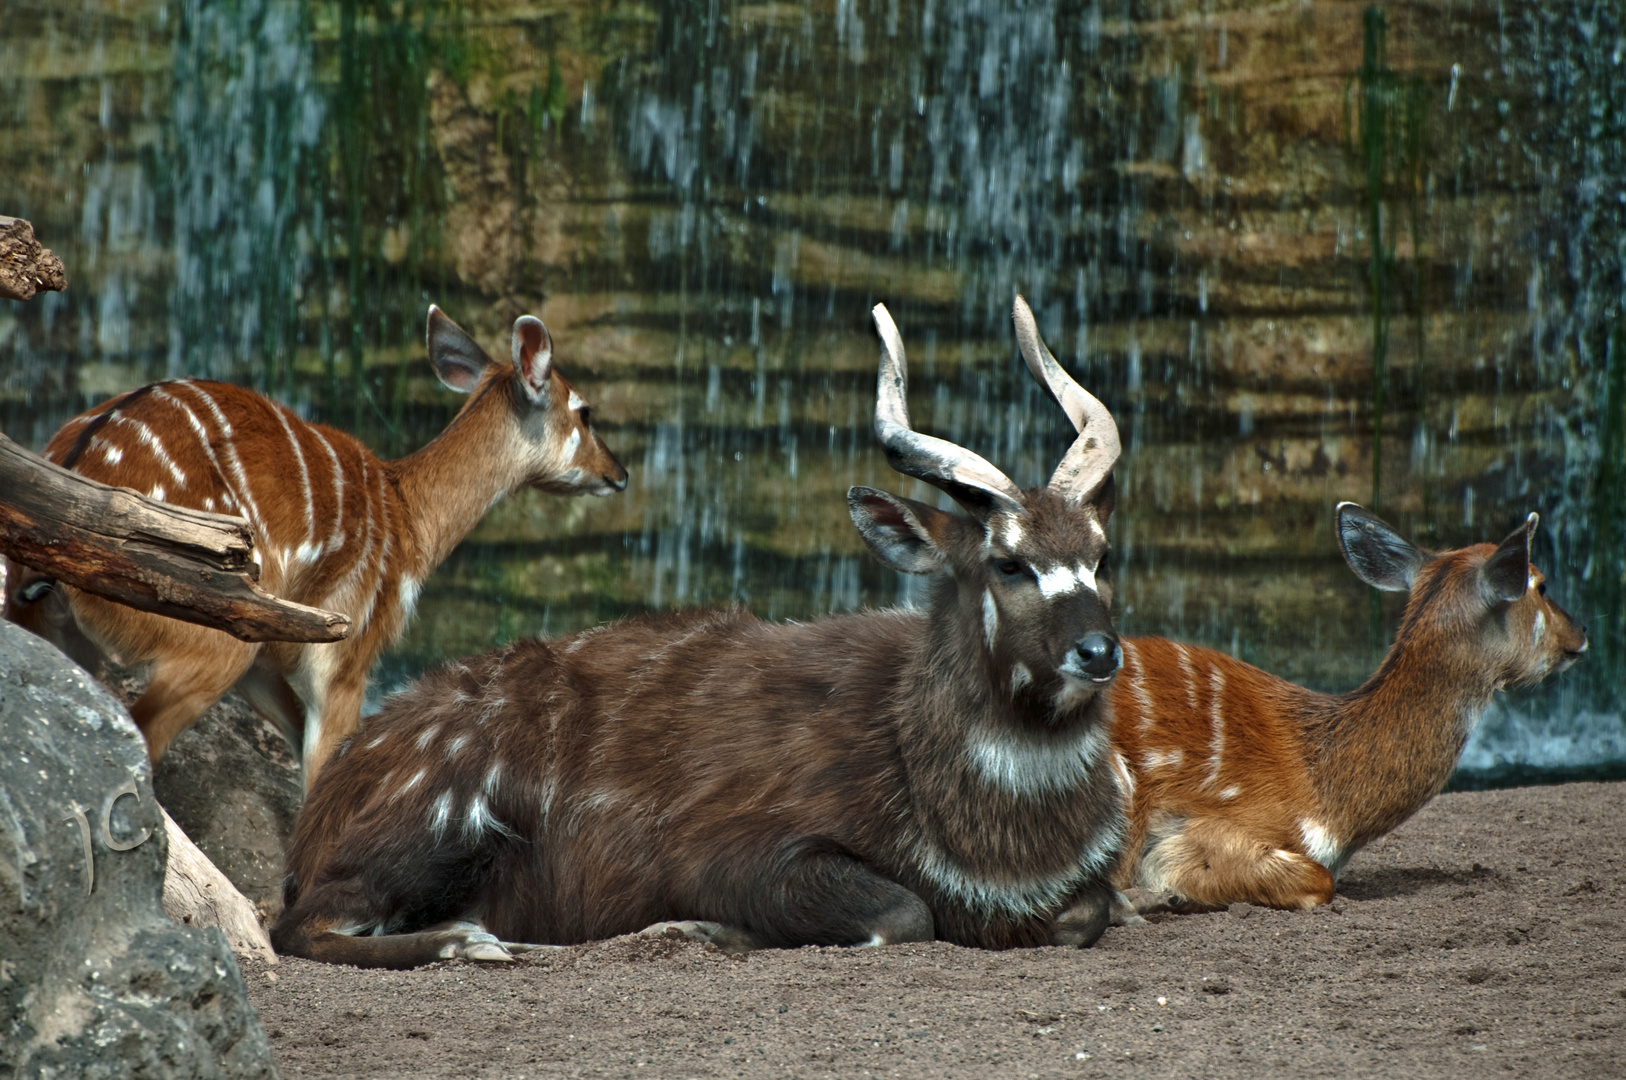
[2,0,1622,785]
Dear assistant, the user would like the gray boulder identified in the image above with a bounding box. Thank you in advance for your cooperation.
[0,620,279,1080]
[152,695,302,920]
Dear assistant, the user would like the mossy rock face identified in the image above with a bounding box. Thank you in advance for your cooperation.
[0,622,278,1080]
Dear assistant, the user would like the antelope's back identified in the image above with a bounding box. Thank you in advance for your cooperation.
[45,380,394,610]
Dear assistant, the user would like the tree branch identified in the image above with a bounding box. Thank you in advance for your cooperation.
[0,434,350,643]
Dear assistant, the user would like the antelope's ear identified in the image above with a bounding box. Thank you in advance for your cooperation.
[849,487,953,575]
[427,305,493,393]
[512,315,554,403]
[1481,512,1538,604]
[1337,502,1426,592]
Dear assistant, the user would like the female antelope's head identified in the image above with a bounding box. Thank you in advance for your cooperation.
[1337,503,1588,690]
[850,299,1121,724]
[426,305,628,497]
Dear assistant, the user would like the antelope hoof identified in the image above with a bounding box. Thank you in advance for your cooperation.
[1123,887,1188,915]
[499,941,566,955]
[1109,891,1148,927]
[439,930,512,963]
[639,920,728,944]
[638,920,756,952]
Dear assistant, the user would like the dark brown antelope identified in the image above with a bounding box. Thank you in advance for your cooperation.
[4,307,626,787]
[1109,503,1587,913]
[271,297,1134,968]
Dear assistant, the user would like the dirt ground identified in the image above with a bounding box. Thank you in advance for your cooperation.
[242,781,1625,1079]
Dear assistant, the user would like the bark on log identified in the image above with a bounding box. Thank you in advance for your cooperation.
[161,807,277,965]
[0,216,67,302]
[0,433,350,643]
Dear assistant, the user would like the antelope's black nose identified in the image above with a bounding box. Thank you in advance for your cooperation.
[1074,632,1122,680]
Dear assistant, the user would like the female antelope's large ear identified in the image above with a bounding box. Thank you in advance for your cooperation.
[848,487,952,575]
[1481,512,1538,604]
[1337,502,1426,592]
[426,305,493,393]
[512,315,554,403]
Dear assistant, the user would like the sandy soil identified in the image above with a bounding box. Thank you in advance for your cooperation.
[243,781,1625,1079]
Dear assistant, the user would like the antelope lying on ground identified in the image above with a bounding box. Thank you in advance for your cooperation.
[271,298,1133,968]
[1111,503,1588,913]
[4,307,626,787]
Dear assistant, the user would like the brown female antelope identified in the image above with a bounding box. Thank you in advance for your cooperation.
[4,307,626,788]
[271,297,1133,968]
[1110,503,1587,914]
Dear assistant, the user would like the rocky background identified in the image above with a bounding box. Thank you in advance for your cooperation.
[0,0,1621,779]
[0,620,278,1078]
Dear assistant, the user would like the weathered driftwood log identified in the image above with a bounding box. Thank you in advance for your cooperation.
[0,433,350,643]
[0,215,67,302]
[161,807,277,964]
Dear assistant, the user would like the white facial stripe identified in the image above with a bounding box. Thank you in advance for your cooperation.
[982,589,998,650]
[1532,608,1546,645]
[1000,516,1024,550]
[1036,563,1098,599]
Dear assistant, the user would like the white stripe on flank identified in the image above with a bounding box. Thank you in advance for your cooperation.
[1174,644,1200,713]
[1119,640,1159,731]
[271,403,316,553]
[310,429,347,551]
[115,416,189,488]
[180,383,268,538]
[1205,667,1226,787]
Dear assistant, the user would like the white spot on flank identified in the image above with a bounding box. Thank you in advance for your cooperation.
[1532,608,1546,645]
[1218,785,1240,800]
[462,794,512,840]
[104,445,123,465]
[982,590,998,650]
[149,484,167,502]
[399,576,423,616]
[482,762,503,796]
[445,733,470,759]
[295,540,323,564]
[1142,748,1183,771]
[428,790,454,839]
[1035,563,1097,599]
[203,496,215,511]
[965,725,1107,798]
[1010,662,1032,692]
[366,731,389,751]
[399,768,427,796]
[415,724,441,751]
[1299,820,1341,869]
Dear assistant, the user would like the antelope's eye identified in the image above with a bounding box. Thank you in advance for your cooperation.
[1098,549,1113,577]
[1536,581,1547,596]
[578,406,592,425]
[995,558,1023,577]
